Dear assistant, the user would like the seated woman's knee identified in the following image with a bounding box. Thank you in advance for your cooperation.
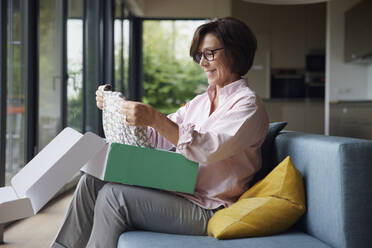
[97,183,120,202]
[76,173,103,193]
[78,173,94,187]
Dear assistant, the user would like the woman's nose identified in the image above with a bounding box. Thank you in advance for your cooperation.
[199,55,209,67]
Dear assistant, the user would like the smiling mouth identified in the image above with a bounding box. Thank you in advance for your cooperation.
[205,70,215,77]
[205,69,216,74]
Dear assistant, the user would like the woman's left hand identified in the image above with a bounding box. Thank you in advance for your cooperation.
[120,101,157,127]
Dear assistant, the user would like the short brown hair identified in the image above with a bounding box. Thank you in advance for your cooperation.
[190,17,257,76]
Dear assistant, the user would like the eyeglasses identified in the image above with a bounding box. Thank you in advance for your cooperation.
[193,48,224,63]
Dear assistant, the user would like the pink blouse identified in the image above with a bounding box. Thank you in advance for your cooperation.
[147,79,269,209]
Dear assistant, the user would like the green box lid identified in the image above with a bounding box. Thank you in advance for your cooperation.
[104,143,199,194]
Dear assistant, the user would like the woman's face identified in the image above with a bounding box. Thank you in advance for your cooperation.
[198,33,239,88]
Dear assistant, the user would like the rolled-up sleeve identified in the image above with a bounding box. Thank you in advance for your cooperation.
[176,98,268,164]
[177,123,196,149]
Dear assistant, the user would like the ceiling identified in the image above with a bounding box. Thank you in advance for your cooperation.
[241,0,328,5]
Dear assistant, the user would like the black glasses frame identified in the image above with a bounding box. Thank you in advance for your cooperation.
[193,47,224,63]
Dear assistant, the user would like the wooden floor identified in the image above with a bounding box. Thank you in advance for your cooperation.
[1,189,74,248]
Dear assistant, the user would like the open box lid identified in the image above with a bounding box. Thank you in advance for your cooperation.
[9,127,106,214]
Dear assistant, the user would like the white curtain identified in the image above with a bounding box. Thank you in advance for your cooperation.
[241,0,328,5]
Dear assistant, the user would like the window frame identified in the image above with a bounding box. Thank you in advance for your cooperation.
[0,0,8,243]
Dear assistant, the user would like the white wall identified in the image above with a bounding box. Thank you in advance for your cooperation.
[325,0,370,134]
[367,65,372,98]
[326,0,367,102]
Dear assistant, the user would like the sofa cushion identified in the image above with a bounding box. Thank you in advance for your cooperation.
[274,132,372,248]
[117,230,331,248]
[207,156,306,239]
[251,122,287,186]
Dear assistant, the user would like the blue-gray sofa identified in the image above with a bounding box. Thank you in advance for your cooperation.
[117,129,372,248]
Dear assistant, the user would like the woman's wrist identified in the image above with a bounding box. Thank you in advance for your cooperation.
[150,108,162,130]
[150,108,179,146]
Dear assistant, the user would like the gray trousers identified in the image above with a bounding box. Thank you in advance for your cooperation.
[51,174,215,248]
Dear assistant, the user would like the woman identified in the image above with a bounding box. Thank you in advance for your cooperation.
[52,17,269,248]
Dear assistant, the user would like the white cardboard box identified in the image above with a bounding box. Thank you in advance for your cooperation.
[0,127,198,224]
[0,128,106,224]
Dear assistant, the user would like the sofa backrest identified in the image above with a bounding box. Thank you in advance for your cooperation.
[272,131,372,248]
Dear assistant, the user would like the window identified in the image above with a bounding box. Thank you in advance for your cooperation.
[5,0,27,185]
[84,0,102,133]
[38,0,64,150]
[142,20,207,114]
[1,0,134,187]
[67,0,83,132]
[114,3,130,98]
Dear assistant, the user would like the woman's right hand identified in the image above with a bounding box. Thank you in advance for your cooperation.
[95,85,106,110]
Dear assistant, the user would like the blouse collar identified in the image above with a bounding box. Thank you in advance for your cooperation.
[207,79,247,103]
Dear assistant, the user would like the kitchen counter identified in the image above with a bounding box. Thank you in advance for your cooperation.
[330,99,372,104]
[263,98,324,103]
[263,98,324,134]
[330,101,372,140]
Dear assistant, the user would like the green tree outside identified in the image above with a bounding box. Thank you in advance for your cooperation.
[142,20,207,115]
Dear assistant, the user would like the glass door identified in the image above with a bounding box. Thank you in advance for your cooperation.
[5,0,27,185]
[114,1,130,97]
[67,0,83,132]
[38,0,64,150]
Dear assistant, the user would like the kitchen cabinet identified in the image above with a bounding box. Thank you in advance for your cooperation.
[345,0,372,63]
[264,99,324,134]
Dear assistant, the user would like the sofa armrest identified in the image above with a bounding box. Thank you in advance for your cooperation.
[273,131,372,248]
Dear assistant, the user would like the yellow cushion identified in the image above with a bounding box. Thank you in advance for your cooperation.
[207,156,306,239]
